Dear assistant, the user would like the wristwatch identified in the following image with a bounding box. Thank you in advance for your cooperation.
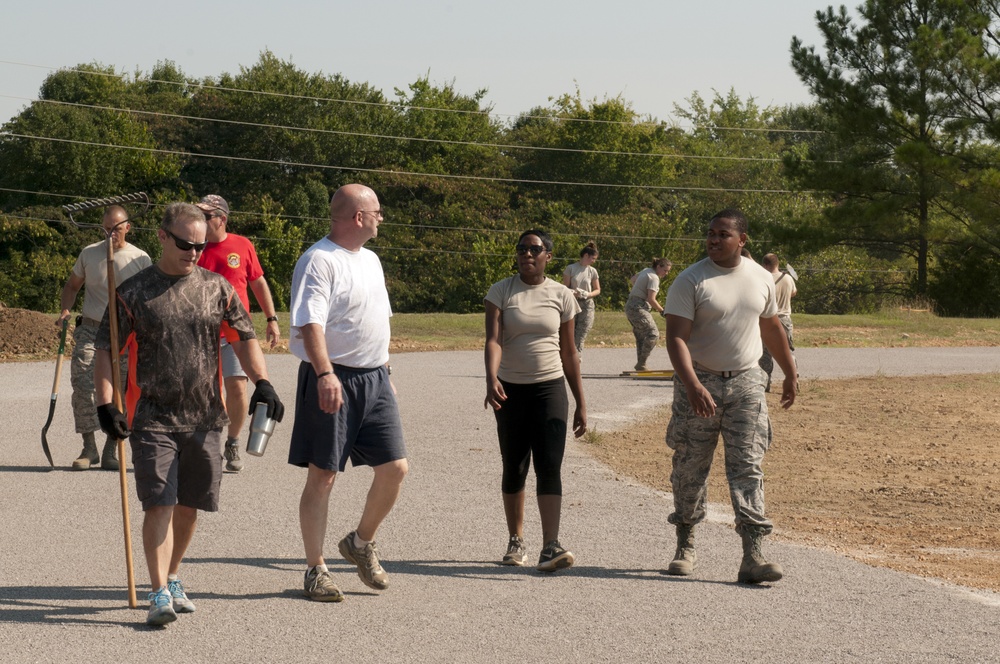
[266,316,278,322]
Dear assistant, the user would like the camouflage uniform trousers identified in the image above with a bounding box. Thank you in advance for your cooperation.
[70,322,128,434]
[758,315,794,389]
[573,297,595,354]
[665,366,774,535]
[625,296,658,368]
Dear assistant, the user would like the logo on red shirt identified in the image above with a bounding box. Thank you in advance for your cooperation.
[227,253,241,269]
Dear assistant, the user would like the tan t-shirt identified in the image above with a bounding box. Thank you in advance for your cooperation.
[773,271,796,317]
[629,267,660,300]
[564,262,598,293]
[485,275,580,384]
[664,256,777,372]
[72,242,152,321]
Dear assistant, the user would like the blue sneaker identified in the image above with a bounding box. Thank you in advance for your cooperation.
[167,578,196,613]
[147,587,178,626]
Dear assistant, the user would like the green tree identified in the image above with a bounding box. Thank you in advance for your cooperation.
[509,94,678,214]
[787,0,998,294]
[0,63,180,209]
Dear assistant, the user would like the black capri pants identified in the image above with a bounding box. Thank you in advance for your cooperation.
[494,377,569,496]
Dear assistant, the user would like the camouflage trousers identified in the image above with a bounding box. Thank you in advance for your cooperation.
[625,296,658,368]
[573,298,595,354]
[70,323,127,434]
[665,366,774,535]
[758,315,795,389]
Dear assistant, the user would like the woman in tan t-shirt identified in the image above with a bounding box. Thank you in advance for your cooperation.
[562,241,601,355]
[484,229,587,574]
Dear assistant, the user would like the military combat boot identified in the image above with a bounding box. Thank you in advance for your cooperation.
[666,524,697,576]
[71,432,100,470]
[100,436,119,471]
[738,528,783,584]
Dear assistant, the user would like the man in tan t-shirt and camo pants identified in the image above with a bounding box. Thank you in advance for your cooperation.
[56,205,151,470]
[662,209,797,585]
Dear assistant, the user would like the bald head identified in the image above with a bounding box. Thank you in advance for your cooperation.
[762,253,780,271]
[328,183,381,249]
[102,205,131,250]
[330,184,377,220]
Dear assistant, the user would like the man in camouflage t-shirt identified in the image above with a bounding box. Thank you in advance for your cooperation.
[94,203,284,627]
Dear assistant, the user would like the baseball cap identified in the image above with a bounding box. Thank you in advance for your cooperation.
[195,194,230,215]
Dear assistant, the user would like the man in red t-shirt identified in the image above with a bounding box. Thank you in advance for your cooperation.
[196,194,281,472]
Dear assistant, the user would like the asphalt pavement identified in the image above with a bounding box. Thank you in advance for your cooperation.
[2,346,999,663]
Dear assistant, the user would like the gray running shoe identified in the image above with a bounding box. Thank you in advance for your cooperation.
[303,567,344,602]
[167,578,196,613]
[338,532,389,590]
[224,441,243,473]
[501,535,527,566]
[146,587,178,626]
[536,540,575,573]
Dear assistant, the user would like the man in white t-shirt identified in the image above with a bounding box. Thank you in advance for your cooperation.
[662,208,797,584]
[56,205,151,470]
[287,184,408,602]
[757,253,797,392]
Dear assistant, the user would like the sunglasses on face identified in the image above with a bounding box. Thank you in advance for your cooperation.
[164,228,207,252]
[515,244,546,256]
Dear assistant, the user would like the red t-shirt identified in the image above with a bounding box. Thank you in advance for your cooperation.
[197,233,264,313]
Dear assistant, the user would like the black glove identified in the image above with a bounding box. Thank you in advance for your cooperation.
[97,403,131,439]
[249,379,285,422]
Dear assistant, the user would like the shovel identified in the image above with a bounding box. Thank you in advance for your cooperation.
[40,318,69,468]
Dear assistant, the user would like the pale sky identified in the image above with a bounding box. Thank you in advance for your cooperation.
[2,0,829,127]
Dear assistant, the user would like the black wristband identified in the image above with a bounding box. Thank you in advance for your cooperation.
[316,370,333,379]
[266,316,278,322]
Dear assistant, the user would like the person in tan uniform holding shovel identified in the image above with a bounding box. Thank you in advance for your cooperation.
[56,205,150,470]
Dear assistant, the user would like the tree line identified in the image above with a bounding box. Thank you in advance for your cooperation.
[4,0,1000,317]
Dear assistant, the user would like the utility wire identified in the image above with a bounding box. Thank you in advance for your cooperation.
[0,95,808,165]
[0,185,745,243]
[1,212,913,275]
[0,132,806,194]
[0,196,705,244]
[0,59,825,133]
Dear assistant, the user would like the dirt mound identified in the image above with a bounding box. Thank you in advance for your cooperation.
[0,307,62,359]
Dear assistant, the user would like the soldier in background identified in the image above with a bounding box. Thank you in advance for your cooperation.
[56,205,151,470]
[758,253,797,392]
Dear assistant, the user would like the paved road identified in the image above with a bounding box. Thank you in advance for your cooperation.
[2,347,998,663]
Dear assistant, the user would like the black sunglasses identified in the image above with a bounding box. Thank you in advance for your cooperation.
[515,244,547,256]
[164,228,207,252]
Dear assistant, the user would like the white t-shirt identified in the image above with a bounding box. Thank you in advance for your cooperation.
[628,267,660,300]
[564,262,598,294]
[72,242,152,321]
[485,275,579,384]
[289,237,392,369]
[664,256,777,372]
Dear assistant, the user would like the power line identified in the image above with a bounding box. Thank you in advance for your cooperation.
[0,95,803,165]
[0,59,825,134]
[0,132,806,194]
[1,212,913,275]
[0,186,726,244]
[0,196,705,244]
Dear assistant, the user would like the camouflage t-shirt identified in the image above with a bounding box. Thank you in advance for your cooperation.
[95,265,256,432]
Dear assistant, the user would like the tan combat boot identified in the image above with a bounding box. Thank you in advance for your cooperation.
[738,528,783,584]
[71,432,100,470]
[666,523,697,576]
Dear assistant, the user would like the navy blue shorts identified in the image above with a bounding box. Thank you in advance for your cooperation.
[288,362,407,472]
